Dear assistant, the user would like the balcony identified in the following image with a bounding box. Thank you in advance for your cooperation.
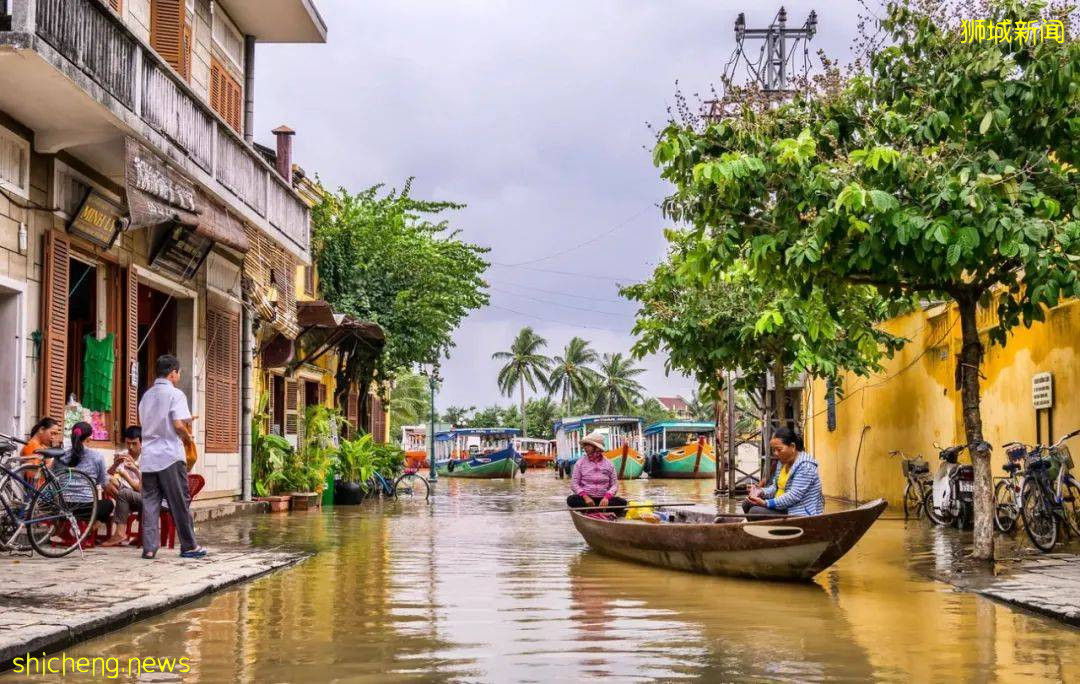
[0,0,310,262]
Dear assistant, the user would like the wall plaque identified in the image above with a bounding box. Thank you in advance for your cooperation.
[67,190,124,248]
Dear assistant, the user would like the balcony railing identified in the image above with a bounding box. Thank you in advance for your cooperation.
[25,0,309,255]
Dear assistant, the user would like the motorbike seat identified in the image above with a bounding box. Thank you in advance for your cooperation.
[1002,462,1020,474]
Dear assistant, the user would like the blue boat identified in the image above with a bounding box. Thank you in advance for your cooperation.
[552,415,645,480]
[644,421,717,479]
[434,427,524,478]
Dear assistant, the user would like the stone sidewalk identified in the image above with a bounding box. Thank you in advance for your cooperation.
[977,554,1080,627]
[0,537,308,668]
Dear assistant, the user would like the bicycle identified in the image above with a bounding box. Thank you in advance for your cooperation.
[891,450,931,520]
[1018,428,1080,552]
[0,434,100,558]
[365,470,431,501]
[993,441,1028,533]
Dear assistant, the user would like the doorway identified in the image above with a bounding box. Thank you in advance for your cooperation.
[136,284,177,392]
[0,282,22,436]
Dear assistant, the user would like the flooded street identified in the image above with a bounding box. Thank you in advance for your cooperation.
[20,476,1080,683]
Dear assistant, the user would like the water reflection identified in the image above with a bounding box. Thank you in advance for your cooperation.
[11,476,1080,682]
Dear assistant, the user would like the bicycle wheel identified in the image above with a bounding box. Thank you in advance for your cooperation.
[993,480,1018,533]
[27,470,98,559]
[903,482,921,520]
[924,491,952,526]
[393,472,430,501]
[1021,478,1057,552]
[0,464,49,551]
[1060,477,1080,538]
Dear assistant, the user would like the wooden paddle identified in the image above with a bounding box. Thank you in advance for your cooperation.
[535,501,701,514]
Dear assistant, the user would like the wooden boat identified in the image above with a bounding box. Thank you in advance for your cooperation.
[434,427,523,478]
[553,415,646,480]
[570,499,887,581]
[401,425,429,469]
[644,421,717,479]
[514,437,555,469]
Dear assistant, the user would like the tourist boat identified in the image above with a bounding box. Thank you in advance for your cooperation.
[434,427,523,478]
[553,415,646,480]
[401,425,428,469]
[644,421,717,479]
[569,499,887,581]
[514,437,555,469]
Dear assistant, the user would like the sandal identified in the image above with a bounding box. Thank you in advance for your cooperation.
[141,550,157,560]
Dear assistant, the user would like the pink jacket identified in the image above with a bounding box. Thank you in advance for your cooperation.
[571,455,618,498]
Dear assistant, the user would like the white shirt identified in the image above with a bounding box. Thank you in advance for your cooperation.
[138,378,192,473]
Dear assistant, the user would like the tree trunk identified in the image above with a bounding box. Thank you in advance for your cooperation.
[956,292,993,560]
[520,378,527,436]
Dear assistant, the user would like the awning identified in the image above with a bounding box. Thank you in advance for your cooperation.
[290,301,384,370]
[125,138,250,252]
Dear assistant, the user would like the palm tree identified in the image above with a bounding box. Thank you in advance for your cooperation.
[525,396,560,439]
[389,373,432,438]
[686,390,717,422]
[493,327,552,434]
[442,405,475,427]
[547,337,599,413]
[590,352,646,414]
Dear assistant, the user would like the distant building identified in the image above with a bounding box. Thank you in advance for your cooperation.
[656,396,691,420]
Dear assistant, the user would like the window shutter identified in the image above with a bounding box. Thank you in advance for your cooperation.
[124,268,139,429]
[41,231,70,424]
[284,378,299,439]
[205,305,240,452]
[106,0,122,13]
[210,60,222,115]
[346,390,359,437]
[317,383,326,406]
[150,0,185,76]
[370,398,387,444]
[266,373,277,434]
[181,21,192,81]
[210,57,243,133]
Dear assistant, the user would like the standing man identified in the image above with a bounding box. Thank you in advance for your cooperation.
[139,354,207,559]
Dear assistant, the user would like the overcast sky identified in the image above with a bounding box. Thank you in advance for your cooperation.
[253,0,865,411]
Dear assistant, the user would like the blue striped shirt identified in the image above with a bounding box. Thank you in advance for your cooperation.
[761,452,825,516]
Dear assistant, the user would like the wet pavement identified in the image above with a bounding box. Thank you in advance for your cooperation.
[3,475,1080,682]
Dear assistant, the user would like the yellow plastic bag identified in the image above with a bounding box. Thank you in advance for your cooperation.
[625,499,654,520]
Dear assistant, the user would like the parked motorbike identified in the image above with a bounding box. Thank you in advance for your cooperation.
[926,443,975,529]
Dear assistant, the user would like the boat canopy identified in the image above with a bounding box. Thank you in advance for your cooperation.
[434,427,522,440]
[553,415,642,434]
[644,421,716,436]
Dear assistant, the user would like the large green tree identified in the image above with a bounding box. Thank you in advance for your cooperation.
[493,327,552,434]
[546,337,600,412]
[312,181,489,423]
[388,373,432,439]
[441,405,475,427]
[589,352,647,414]
[652,0,1080,559]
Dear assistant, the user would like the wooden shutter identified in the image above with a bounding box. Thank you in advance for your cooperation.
[370,398,387,444]
[106,0,122,13]
[41,231,70,424]
[124,267,139,430]
[150,0,185,76]
[317,383,326,406]
[205,305,240,452]
[284,378,299,439]
[210,57,243,133]
[266,373,276,434]
[346,390,359,437]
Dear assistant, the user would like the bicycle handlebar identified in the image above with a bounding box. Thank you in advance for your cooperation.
[0,432,27,446]
[1051,428,1080,449]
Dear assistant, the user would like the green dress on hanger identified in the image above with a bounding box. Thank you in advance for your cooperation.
[82,333,115,413]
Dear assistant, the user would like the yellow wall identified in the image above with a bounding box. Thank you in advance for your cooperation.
[807,299,1080,508]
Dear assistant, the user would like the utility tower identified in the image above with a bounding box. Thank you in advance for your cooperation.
[706,6,818,119]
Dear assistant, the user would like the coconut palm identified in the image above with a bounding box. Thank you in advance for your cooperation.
[686,390,717,422]
[546,337,600,412]
[493,327,552,434]
[389,373,431,436]
[589,352,646,414]
[441,405,475,427]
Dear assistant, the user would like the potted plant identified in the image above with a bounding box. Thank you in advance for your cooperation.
[251,393,293,512]
[290,404,343,511]
[334,434,375,505]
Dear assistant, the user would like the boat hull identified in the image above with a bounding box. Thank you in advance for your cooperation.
[607,447,645,480]
[437,447,520,479]
[650,445,716,479]
[521,452,555,468]
[570,499,887,581]
[404,450,429,469]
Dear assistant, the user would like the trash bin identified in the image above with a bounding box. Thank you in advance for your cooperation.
[322,468,335,508]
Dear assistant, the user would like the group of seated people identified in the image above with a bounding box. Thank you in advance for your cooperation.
[21,417,145,547]
[566,427,825,518]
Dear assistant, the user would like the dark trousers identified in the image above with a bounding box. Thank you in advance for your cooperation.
[71,500,114,524]
[741,500,787,517]
[567,494,628,517]
[141,462,197,553]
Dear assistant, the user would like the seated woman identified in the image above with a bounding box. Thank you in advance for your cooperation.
[743,427,824,517]
[51,422,114,526]
[567,431,628,516]
[21,417,62,465]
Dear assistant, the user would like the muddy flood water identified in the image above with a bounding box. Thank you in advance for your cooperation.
[15,476,1080,682]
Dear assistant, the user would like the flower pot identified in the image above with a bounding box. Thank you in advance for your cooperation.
[255,495,291,513]
[290,492,320,511]
[334,480,365,505]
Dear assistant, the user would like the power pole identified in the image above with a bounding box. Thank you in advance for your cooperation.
[706,7,818,119]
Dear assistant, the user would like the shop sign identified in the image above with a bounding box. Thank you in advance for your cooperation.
[125,138,199,229]
[1032,372,1053,409]
[149,222,214,281]
[67,190,124,248]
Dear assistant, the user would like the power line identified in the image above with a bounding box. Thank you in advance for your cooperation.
[489,262,635,282]
[488,279,629,305]
[501,205,656,267]
[486,303,630,333]
[489,287,634,317]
